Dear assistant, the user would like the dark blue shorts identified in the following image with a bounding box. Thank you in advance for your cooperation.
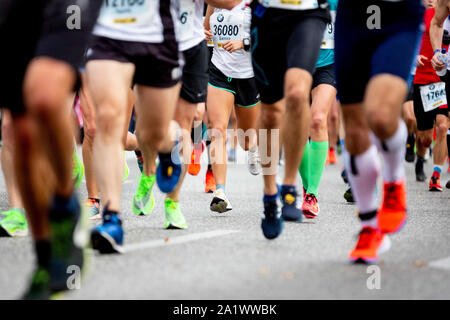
[335,0,424,105]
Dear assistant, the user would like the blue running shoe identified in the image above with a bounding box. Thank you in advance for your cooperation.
[91,210,124,254]
[261,196,284,240]
[280,186,303,222]
[156,149,182,194]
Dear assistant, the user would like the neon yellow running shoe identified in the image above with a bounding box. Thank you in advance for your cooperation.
[123,151,129,182]
[72,150,84,189]
[0,208,28,237]
[132,174,156,215]
[164,198,187,229]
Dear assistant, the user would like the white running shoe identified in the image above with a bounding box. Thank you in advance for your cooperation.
[210,189,232,213]
[247,147,262,176]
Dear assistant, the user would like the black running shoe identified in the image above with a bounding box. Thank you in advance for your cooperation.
[405,134,415,163]
[415,157,426,182]
[344,186,355,203]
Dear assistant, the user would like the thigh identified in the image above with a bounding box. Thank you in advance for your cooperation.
[86,60,135,117]
[206,85,234,131]
[79,74,96,133]
[286,16,327,75]
[235,102,260,133]
[311,83,338,116]
[134,84,181,133]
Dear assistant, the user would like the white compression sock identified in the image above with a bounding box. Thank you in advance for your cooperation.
[343,145,380,216]
[371,121,407,183]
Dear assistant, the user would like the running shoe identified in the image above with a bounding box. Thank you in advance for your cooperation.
[429,171,443,191]
[85,198,101,220]
[228,148,236,162]
[123,152,129,182]
[205,168,216,193]
[91,210,124,254]
[327,148,337,165]
[48,194,87,293]
[280,186,303,222]
[261,196,284,240]
[72,151,84,189]
[22,266,51,300]
[344,186,355,203]
[156,151,182,194]
[164,197,187,229]
[210,189,232,213]
[415,158,426,182]
[0,208,28,237]
[302,193,319,219]
[377,180,407,234]
[132,174,156,216]
[188,142,204,176]
[405,134,416,163]
[446,178,450,189]
[349,226,391,264]
[247,147,262,175]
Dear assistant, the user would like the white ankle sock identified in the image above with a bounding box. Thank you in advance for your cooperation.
[343,145,380,214]
[371,121,407,183]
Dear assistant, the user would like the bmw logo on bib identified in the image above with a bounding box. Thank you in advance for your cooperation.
[217,14,224,22]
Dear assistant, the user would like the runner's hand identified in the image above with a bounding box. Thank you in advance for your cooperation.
[417,55,428,67]
[205,29,213,41]
[222,40,243,53]
[431,52,445,71]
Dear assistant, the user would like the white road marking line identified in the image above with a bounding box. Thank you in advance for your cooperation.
[124,229,240,253]
[429,256,450,271]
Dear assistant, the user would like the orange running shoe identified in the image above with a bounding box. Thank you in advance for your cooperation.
[188,142,204,176]
[204,168,216,193]
[302,193,319,219]
[377,180,407,234]
[328,148,337,165]
[349,226,390,264]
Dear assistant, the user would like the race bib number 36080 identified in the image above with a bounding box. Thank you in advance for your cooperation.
[420,82,447,113]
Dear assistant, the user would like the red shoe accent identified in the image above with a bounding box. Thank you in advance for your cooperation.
[377,180,407,234]
[328,148,337,165]
[188,142,204,176]
[302,193,319,219]
[429,171,443,191]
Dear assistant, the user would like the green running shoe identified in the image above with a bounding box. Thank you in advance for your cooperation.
[0,208,28,237]
[72,150,84,189]
[164,198,187,229]
[22,266,51,300]
[123,151,129,182]
[132,174,156,215]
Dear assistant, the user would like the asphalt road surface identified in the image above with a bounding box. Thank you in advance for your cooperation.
[1,148,449,299]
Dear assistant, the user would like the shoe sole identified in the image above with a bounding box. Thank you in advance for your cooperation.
[429,187,443,192]
[164,223,188,230]
[0,225,28,237]
[350,235,392,264]
[303,210,318,219]
[91,230,123,254]
[210,201,232,213]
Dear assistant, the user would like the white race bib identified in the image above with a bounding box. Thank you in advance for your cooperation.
[211,10,244,48]
[420,82,447,112]
[259,0,319,10]
[178,0,196,42]
[98,0,158,28]
[321,10,336,49]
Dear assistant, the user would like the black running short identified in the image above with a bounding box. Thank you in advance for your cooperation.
[0,0,102,115]
[250,3,330,104]
[335,0,424,105]
[208,63,260,108]
[87,36,182,88]
[313,63,336,89]
[413,83,449,131]
[180,41,209,104]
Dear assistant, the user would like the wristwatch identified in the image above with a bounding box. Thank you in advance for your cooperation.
[243,38,250,51]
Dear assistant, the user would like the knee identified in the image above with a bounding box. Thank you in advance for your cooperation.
[261,108,282,129]
[418,133,432,148]
[208,122,227,143]
[96,104,123,137]
[285,84,309,115]
[25,87,67,120]
[311,112,327,133]
[436,121,449,139]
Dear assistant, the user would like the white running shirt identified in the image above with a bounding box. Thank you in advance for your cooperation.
[210,0,253,79]
[258,0,320,10]
[179,0,205,51]
[93,0,179,43]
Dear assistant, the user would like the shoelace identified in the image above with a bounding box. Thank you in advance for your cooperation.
[248,149,260,165]
[304,194,317,204]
